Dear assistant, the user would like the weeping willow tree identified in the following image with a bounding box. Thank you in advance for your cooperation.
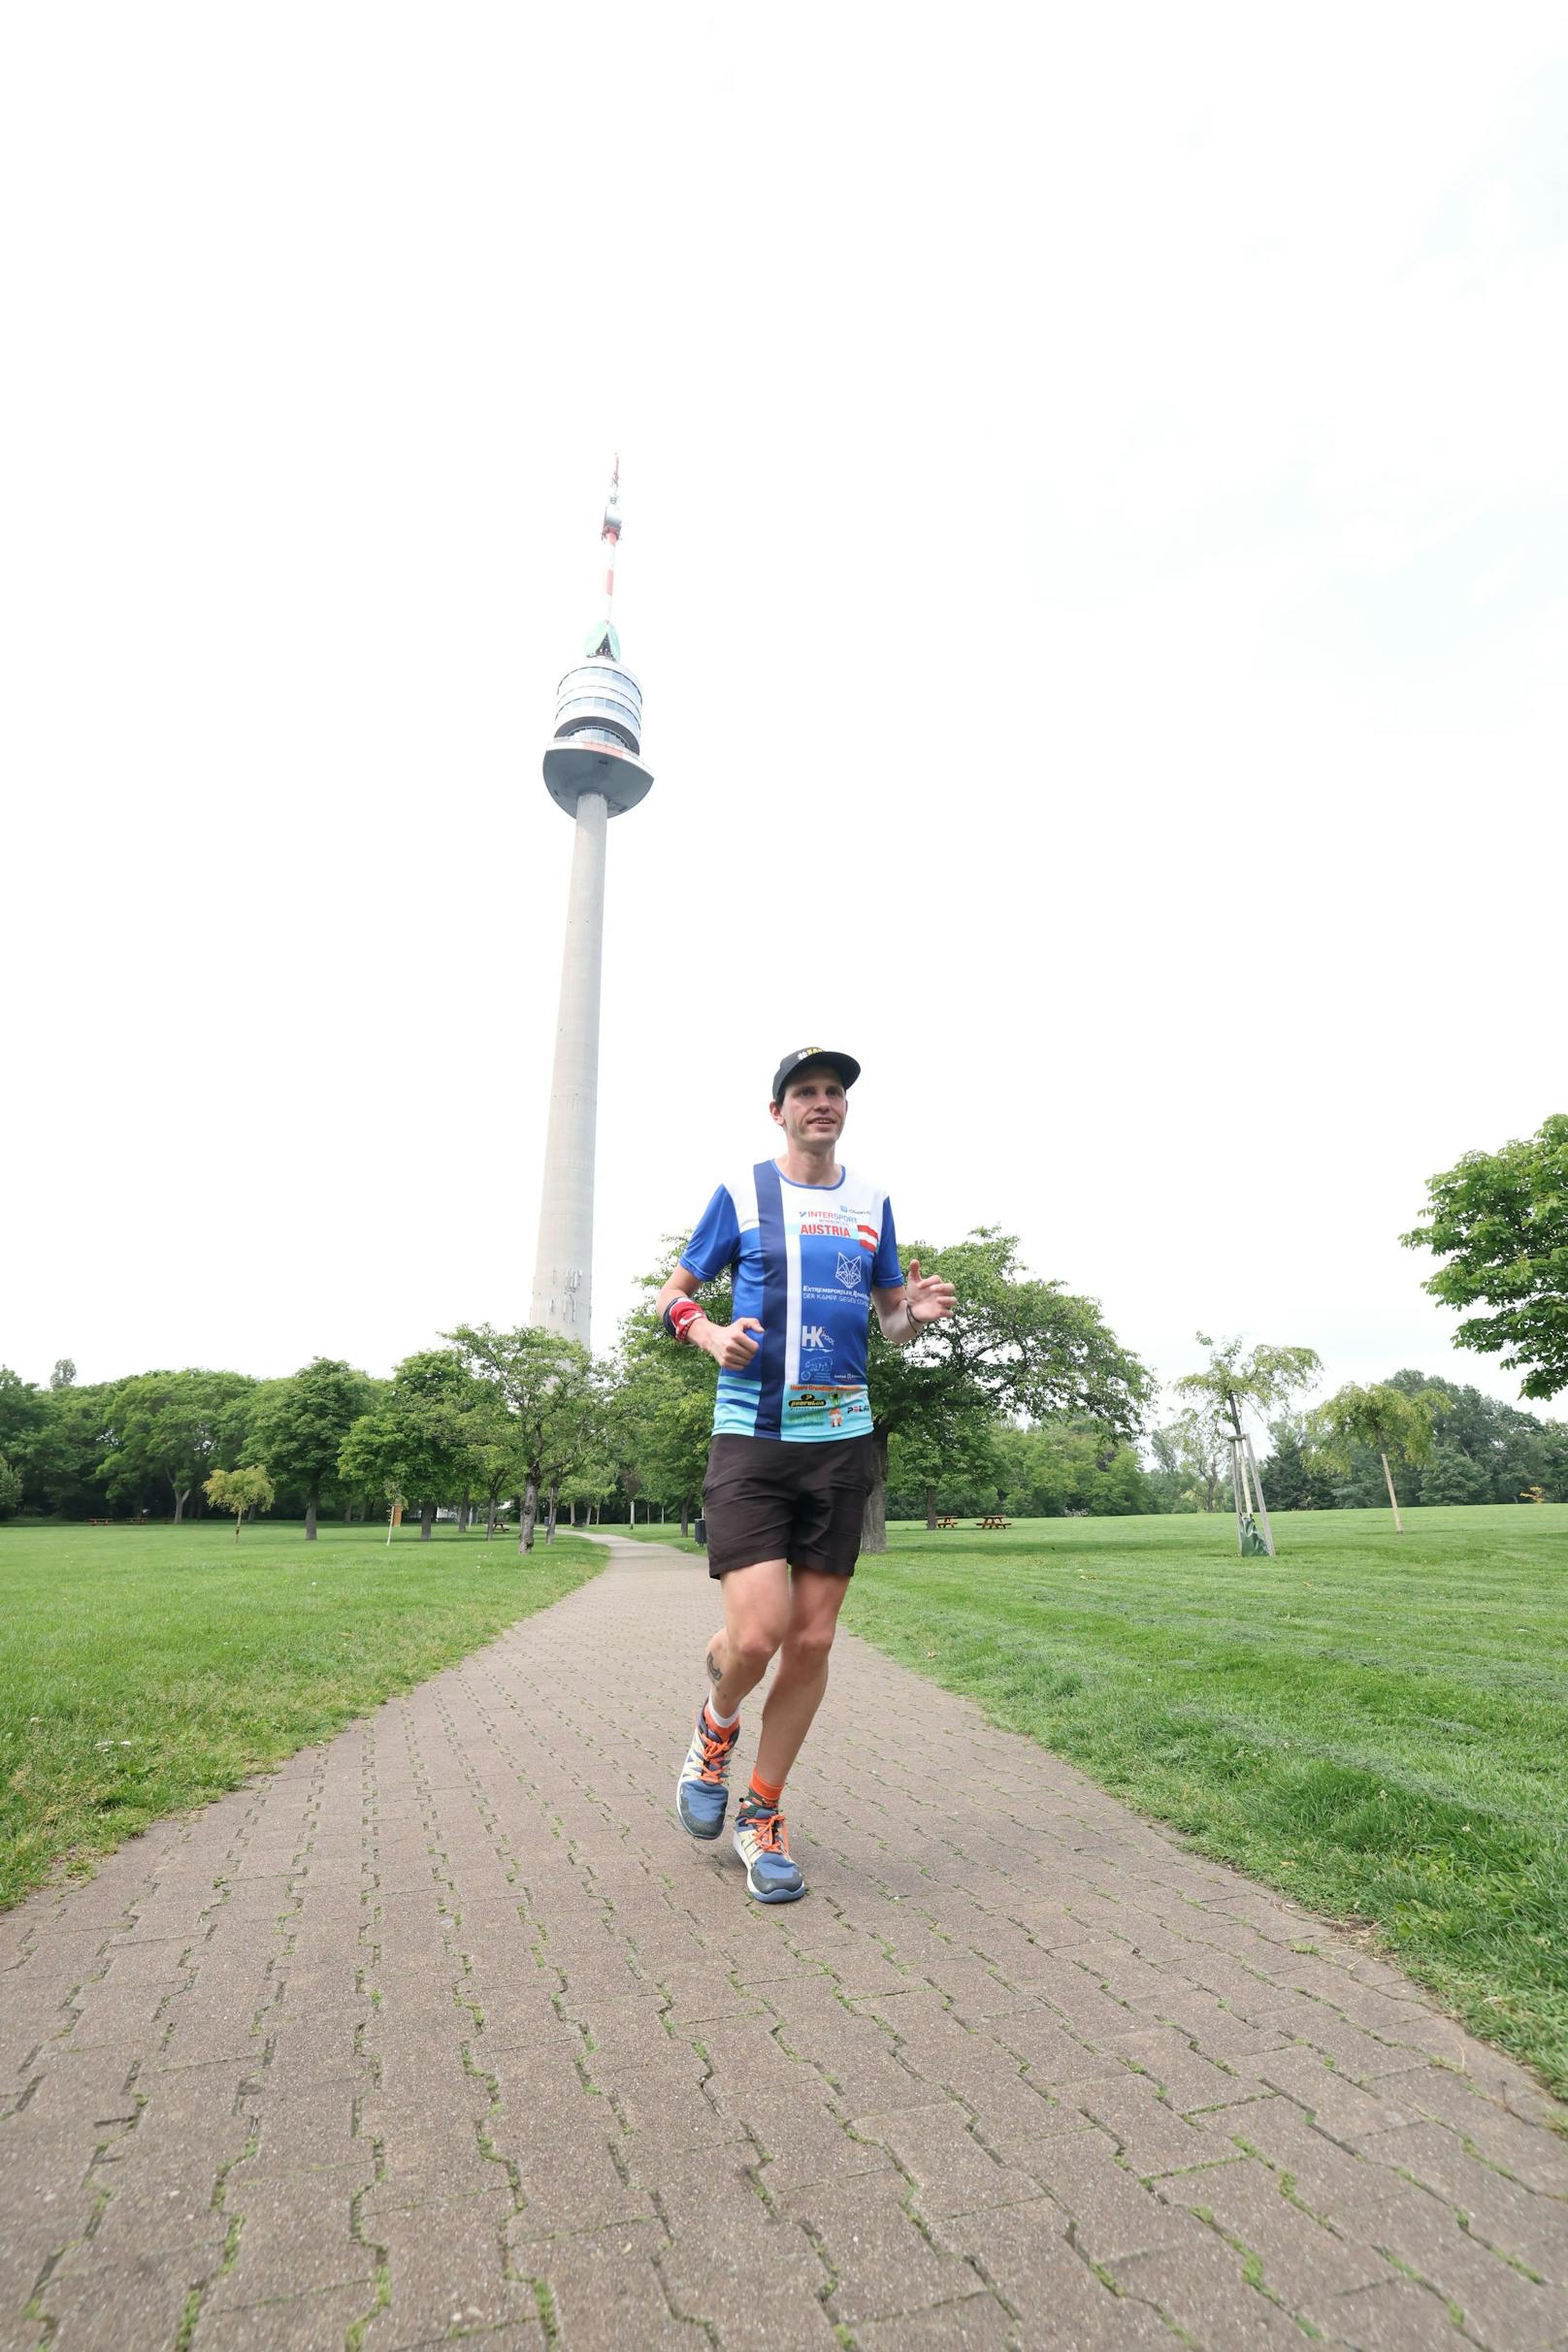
[1174,1335,1322,1554]
[1311,1383,1441,1532]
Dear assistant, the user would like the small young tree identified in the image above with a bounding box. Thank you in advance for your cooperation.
[203,1465,276,1543]
[1312,1384,1440,1532]
[1174,1335,1322,1554]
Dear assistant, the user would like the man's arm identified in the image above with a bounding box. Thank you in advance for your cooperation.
[872,1257,957,1347]
[654,1265,766,1370]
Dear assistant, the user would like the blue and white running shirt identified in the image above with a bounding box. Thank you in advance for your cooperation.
[679,1162,902,1442]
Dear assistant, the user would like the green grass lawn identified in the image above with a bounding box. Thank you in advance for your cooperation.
[0,1521,604,1912]
[834,1506,1568,2098]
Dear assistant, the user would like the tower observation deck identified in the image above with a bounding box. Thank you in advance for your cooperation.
[529,460,654,1342]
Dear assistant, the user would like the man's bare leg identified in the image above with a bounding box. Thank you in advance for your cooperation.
[705,1558,791,1718]
[753,1568,851,1790]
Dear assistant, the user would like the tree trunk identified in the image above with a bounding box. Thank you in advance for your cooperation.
[569,1500,577,1526]
[419,1501,435,1541]
[679,1498,690,1539]
[519,1473,539,1553]
[1381,1451,1404,1532]
[925,1485,937,1532]
[485,1494,498,1539]
[545,1476,560,1545]
[457,1491,471,1533]
[628,1497,636,1525]
[860,1427,890,1555]
[172,1485,190,1524]
[246,1503,255,1522]
[233,1512,241,1545]
[305,1486,318,1542]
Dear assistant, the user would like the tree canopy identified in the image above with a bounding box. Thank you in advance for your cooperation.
[1403,1114,1568,1401]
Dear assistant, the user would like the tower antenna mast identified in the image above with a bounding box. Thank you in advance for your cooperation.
[585,454,622,662]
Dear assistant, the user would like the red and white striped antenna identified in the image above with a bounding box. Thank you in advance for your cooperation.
[585,455,623,660]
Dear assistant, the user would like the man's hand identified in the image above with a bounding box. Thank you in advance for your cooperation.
[708,1318,765,1369]
[906,1258,957,1327]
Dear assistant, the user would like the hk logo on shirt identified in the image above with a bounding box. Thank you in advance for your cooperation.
[801,1325,830,1350]
[835,1253,862,1290]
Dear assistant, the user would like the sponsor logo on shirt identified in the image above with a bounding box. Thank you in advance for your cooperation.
[801,1325,830,1350]
[835,1252,863,1290]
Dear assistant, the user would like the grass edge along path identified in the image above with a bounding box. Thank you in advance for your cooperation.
[834,1506,1568,2104]
[628,1506,1568,2101]
[0,1522,604,1912]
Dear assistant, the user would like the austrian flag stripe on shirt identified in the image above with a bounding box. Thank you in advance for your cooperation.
[679,1163,902,1444]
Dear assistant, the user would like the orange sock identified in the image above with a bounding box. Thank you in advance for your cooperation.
[746,1771,784,1811]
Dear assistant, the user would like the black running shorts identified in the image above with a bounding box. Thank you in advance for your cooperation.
[702,1432,875,1581]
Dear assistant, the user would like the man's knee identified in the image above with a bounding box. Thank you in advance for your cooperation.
[781,1617,838,1671]
[730,1618,788,1676]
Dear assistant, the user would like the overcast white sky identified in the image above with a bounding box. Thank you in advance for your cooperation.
[4,4,1565,1431]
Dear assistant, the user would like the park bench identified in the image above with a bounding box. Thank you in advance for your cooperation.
[935,1515,958,1529]
[975,1516,1011,1530]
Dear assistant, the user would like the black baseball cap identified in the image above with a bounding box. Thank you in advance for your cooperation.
[770,1047,862,1103]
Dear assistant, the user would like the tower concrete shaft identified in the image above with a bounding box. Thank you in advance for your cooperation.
[529,789,607,1338]
[528,460,653,1345]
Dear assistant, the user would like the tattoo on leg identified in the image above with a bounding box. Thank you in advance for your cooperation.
[706,1646,723,1685]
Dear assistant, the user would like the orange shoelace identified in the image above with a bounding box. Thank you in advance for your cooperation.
[745,1810,789,1855]
[696,1719,736,1784]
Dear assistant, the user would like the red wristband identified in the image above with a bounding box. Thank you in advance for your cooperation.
[665,1298,703,1344]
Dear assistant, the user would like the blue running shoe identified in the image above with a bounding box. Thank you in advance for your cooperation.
[733,1804,805,1904]
[676,1708,738,1841]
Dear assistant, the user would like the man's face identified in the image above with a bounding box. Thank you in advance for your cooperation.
[770,1064,848,1148]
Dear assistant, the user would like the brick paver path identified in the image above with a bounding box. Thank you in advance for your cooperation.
[5,1537,1568,2352]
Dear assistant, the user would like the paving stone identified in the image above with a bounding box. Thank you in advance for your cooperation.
[945,2198,1177,2346]
[858,2099,1041,2218]
[37,2242,200,2352]
[1358,2120,1568,2276]
[1325,2276,1475,2350]
[790,2168,981,2325]
[1112,2238,1311,2346]
[192,2279,374,2348]
[852,2290,1017,2346]
[1356,2172,1568,2344]
[1025,2131,1198,2261]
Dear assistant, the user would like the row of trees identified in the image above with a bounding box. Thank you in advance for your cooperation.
[4,1095,1564,1540]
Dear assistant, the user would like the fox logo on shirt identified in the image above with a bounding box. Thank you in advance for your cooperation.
[835,1252,862,1290]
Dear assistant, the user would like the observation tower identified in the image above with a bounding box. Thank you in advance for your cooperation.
[528,459,653,1341]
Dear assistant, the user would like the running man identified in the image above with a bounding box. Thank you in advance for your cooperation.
[656,1047,957,1902]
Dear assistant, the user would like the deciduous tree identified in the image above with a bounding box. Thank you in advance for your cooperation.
[1312,1383,1441,1532]
[98,1370,256,1522]
[862,1230,1151,1552]
[250,1357,376,1538]
[1174,1335,1322,1552]
[1403,1114,1568,1400]
[204,1465,276,1542]
[445,1325,597,1552]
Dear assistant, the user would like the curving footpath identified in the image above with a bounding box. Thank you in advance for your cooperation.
[3,1535,1567,2352]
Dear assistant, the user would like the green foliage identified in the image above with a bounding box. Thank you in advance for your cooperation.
[613,1243,735,1519]
[444,1324,599,1550]
[0,1456,21,1519]
[1255,1414,1338,1511]
[1403,1114,1568,1400]
[98,1369,257,1521]
[248,1357,376,1531]
[1174,1334,1323,1440]
[1148,1407,1227,1511]
[862,1229,1150,1547]
[1313,1382,1442,1474]
[982,1420,1150,1519]
[203,1464,276,1539]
